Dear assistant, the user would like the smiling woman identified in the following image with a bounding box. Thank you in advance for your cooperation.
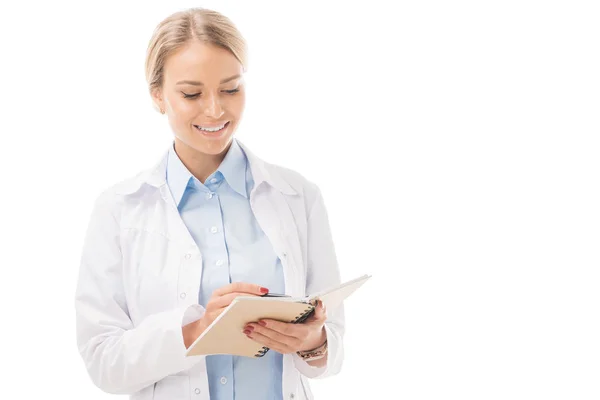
[145,11,248,176]
[75,7,345,400]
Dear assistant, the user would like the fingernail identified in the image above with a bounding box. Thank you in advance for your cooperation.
[245,325,254,332]
[243,329,252,335]
[258,320,267,327]
[260,287,269,294]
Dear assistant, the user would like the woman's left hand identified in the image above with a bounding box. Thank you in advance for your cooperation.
[243,300,327,354]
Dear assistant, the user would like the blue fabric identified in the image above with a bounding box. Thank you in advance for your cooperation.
[166,139,285,400]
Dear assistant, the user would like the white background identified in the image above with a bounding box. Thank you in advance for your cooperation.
[0,1,599,399]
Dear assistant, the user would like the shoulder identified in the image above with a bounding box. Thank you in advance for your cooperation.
[94,147,170,205]
[90,170,150,217]
[263,161,324,210]
[238,139,321,200]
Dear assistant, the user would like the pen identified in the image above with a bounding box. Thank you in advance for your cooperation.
[261,293,291,297]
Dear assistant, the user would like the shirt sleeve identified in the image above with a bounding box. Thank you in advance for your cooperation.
[74,191,205,395]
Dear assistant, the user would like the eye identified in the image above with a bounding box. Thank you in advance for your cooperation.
[222,88,240,94]
[182,92,200,99]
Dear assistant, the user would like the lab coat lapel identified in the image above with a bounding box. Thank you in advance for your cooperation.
[250,184,303,298]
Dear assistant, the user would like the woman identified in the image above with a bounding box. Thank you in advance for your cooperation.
[74,7,344,400]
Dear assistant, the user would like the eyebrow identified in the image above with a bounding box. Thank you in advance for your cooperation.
[176,74,241,86]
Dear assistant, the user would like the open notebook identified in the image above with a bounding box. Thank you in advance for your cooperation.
[185,274,371,358]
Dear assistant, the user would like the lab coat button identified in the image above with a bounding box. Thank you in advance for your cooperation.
[216,260,224,266]
[185,253,191,260]
[220,376,227,384]
[210,226,218,234]
[195,388,201,394]
[180,292,186,299]
[290,394,295,399]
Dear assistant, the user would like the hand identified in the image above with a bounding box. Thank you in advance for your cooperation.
[183,282,268,348]
[243,300,328,354]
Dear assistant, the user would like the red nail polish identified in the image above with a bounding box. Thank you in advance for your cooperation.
[245,325,254,332]
[260,287,269,294]
[243,329,251,335]
[258,320,267,327]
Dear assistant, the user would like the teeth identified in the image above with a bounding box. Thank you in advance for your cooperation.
[196,122,227,132]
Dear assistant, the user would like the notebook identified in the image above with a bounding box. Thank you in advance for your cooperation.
[185,274,371,358]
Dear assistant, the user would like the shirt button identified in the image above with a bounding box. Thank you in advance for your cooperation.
[216,260,224,266]
[180,293,186,299]
[195,388,201,394]
[220,376,227,385]
[210,226,218,234]
[206,192,214,199]
[290,394,295,399]
[185,253,191,260]
[210,178,217,184]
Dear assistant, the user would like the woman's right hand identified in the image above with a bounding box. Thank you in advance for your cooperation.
[183,282,268,348]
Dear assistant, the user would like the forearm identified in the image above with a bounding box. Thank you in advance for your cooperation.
[78,304,205,394]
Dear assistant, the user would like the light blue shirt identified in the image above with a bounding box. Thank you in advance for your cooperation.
[166,139,285,400]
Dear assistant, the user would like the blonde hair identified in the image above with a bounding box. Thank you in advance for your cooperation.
[145,7,247,109]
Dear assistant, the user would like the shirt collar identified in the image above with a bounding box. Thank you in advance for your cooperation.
[165,139,248,207]
[217,139,248,198]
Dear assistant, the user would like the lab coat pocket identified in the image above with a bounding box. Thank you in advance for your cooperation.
[124,228,172,275]
[122,228,180,318]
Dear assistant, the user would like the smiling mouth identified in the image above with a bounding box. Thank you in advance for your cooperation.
[193,121,230,136]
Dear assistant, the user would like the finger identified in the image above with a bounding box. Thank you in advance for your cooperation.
[245,330,295,354]
[306,300,327,323]
[246,321,307,347]
[210,291,260,309]
[212,282,268,297]
[199,309,224,331]
[252,319,307,339]
[314,300,327,321]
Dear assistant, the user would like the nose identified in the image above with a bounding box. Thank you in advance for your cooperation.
[203,93,224,119]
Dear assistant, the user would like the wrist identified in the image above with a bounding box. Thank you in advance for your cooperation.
[297,332,328,362]
[301,326,327,352]
[182,319,204,348]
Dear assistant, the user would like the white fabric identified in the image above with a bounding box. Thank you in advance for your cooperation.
[74,140,345,400]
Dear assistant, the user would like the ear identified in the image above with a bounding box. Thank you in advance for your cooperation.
[150,87,164,113]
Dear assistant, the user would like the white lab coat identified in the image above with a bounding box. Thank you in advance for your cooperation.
[74,140,345,400]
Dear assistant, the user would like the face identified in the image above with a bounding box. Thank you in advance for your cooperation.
[152,40,246,156]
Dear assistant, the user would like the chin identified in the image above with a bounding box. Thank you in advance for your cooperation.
[198,139,233,155]
[190,130,235,156]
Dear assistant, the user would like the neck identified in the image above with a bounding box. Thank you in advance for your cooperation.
[173,138,231,184]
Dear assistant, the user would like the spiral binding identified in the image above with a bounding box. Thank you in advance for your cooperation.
[253,303,316,358]
[290,304,316,324]
[254,346,269,357]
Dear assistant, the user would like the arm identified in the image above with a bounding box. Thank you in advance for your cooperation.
[74,192,205,395]
[293,184,345,379]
